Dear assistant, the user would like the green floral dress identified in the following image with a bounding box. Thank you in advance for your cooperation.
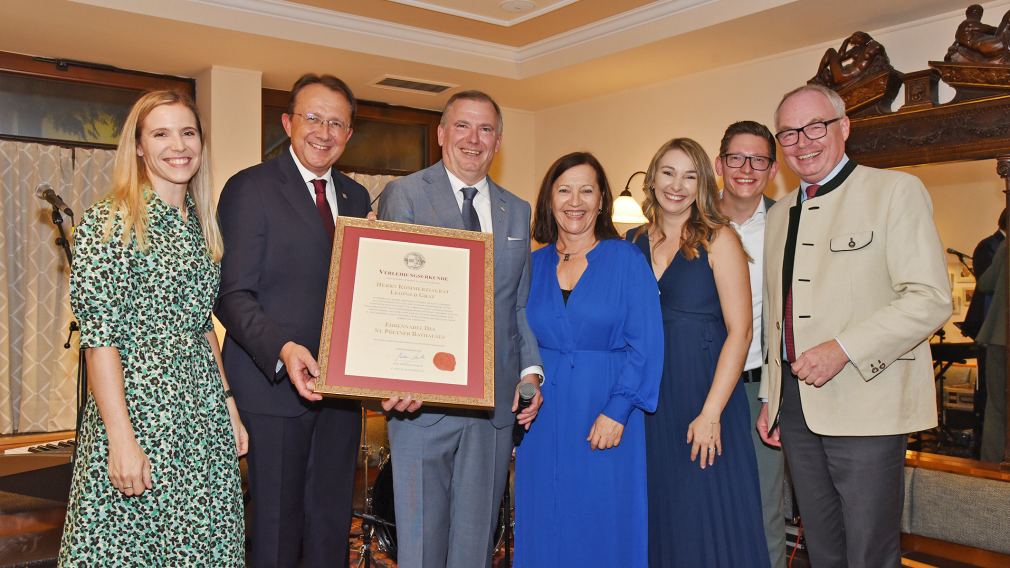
[58,192,244,567]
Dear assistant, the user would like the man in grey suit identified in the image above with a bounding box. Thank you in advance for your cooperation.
[715,121,786,568]
[378,90,543,568]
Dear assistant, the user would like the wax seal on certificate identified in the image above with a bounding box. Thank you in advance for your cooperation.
[403,251,426,270]
[433,352,456,371]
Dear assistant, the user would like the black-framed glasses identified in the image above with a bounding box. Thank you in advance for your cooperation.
[775,117,843,147]
[720,153,773,171]
[291,112,349,133]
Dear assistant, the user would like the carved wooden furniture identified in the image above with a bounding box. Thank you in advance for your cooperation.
[810,6,1010,470]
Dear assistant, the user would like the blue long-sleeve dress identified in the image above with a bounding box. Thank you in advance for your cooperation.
[515,238,663,567]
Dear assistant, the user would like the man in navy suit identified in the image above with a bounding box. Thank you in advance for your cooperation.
[378,91,543,568]
[215,74,371,568]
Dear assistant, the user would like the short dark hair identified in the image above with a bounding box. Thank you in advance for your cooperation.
[719,120,776,162]
[532,152,620,244]
[441,90,503,134]
[287,73,357,122]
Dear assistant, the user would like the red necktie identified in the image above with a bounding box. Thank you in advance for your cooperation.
[312,179,334,241]
[784,184,820,362]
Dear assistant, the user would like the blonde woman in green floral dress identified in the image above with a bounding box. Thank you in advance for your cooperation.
[59,91,246,566]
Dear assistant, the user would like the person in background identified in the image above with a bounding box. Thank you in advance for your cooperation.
[515,151,663,567]
[715,120,787,568]
[628,137,768,567]
[215,74,372,567]
[962,208,1007,457]
[759,84,950,568]
[977,238,1008,463]
[60,90,245,566]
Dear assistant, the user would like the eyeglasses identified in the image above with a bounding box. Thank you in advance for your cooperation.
[292,112,349,133]
[720,153,773,171]
[774,117,843,147]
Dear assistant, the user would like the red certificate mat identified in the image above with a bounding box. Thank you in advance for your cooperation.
[315,217,495,408]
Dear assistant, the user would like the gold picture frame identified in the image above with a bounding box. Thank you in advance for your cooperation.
[314,217,495,409]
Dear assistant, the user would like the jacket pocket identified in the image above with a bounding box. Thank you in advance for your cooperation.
[829,230,873,252]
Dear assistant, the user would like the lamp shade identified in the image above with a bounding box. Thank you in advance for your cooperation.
[613,189,647,224]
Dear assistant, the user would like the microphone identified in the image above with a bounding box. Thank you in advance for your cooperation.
[512,381,537,447]
[35,183,74,217]
[946,248,970,261]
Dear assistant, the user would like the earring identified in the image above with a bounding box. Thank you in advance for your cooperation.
[598,208,603,213]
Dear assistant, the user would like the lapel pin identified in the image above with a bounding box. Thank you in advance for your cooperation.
[342,193,347,199]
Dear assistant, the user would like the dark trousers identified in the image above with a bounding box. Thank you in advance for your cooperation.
[241,401,361,568]
[779,367,906,568]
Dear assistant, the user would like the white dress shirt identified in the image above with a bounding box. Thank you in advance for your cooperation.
[289,146,338,220]
[727,196,767,372]
[444,167,492,233]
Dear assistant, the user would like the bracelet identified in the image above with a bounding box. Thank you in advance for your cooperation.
[224,389,234,399]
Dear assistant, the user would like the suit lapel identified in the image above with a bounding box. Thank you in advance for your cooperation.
[488,178,509,266]
[277,150,331,246]
[331,170,350,217]
[422,163,466,230]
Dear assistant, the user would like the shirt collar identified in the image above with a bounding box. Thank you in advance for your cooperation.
[801,154,849,193]
[444,166,489,197]
[719,190,767,227]
[145,185,196,224]
[289,146,334,187]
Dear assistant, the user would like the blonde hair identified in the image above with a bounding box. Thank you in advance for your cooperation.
[104,90,223,261]
[641,137,729,260]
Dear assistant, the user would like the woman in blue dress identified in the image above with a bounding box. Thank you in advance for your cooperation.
[515,151,663,567]
[628,138,769,567]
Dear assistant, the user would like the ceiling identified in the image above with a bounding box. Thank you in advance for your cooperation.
[0,0,971,111]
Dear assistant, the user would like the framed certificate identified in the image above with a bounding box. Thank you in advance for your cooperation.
[315,217,495,408]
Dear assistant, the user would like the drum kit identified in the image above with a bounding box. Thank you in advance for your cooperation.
[353,407,512,567]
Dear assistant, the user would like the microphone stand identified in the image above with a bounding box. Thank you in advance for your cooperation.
[950,252,975,278]
[48,203,85,463]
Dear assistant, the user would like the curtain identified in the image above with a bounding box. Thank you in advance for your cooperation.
[0,140,112,433]
[0,152,389,433]
[345,171,400,208]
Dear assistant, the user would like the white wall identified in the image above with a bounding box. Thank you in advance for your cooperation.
[533,1,1010,339]
[490,107,537,202]
[195,65,263,200]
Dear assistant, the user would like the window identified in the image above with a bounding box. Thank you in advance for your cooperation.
[0,51,195,148]
[262,88,441,175]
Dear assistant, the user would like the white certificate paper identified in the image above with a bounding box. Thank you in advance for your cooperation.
[344,238,470,385]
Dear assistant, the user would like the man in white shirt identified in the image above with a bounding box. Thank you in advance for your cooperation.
[715,120,786,568]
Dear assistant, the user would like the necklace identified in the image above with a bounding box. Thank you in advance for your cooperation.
[557,241,597,261]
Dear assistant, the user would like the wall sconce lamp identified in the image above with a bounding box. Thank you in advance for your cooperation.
[613,171,648,224]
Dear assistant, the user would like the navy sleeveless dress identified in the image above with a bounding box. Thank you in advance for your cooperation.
[628,229,769,568]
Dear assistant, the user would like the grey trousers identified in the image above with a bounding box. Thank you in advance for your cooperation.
[779,367,906,568]
[387,414,513,568]
[981,346,1007,463]
[745,380,788,568]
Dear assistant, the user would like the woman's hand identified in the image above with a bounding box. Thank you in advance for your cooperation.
[687,413,722,470]
[227,399,249,457]
[587,413,624,450]
[108,437,152,497]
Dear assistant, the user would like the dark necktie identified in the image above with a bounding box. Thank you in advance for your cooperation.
[461,186,481,232]
[784,183,820,362]
[312,178,335,241]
